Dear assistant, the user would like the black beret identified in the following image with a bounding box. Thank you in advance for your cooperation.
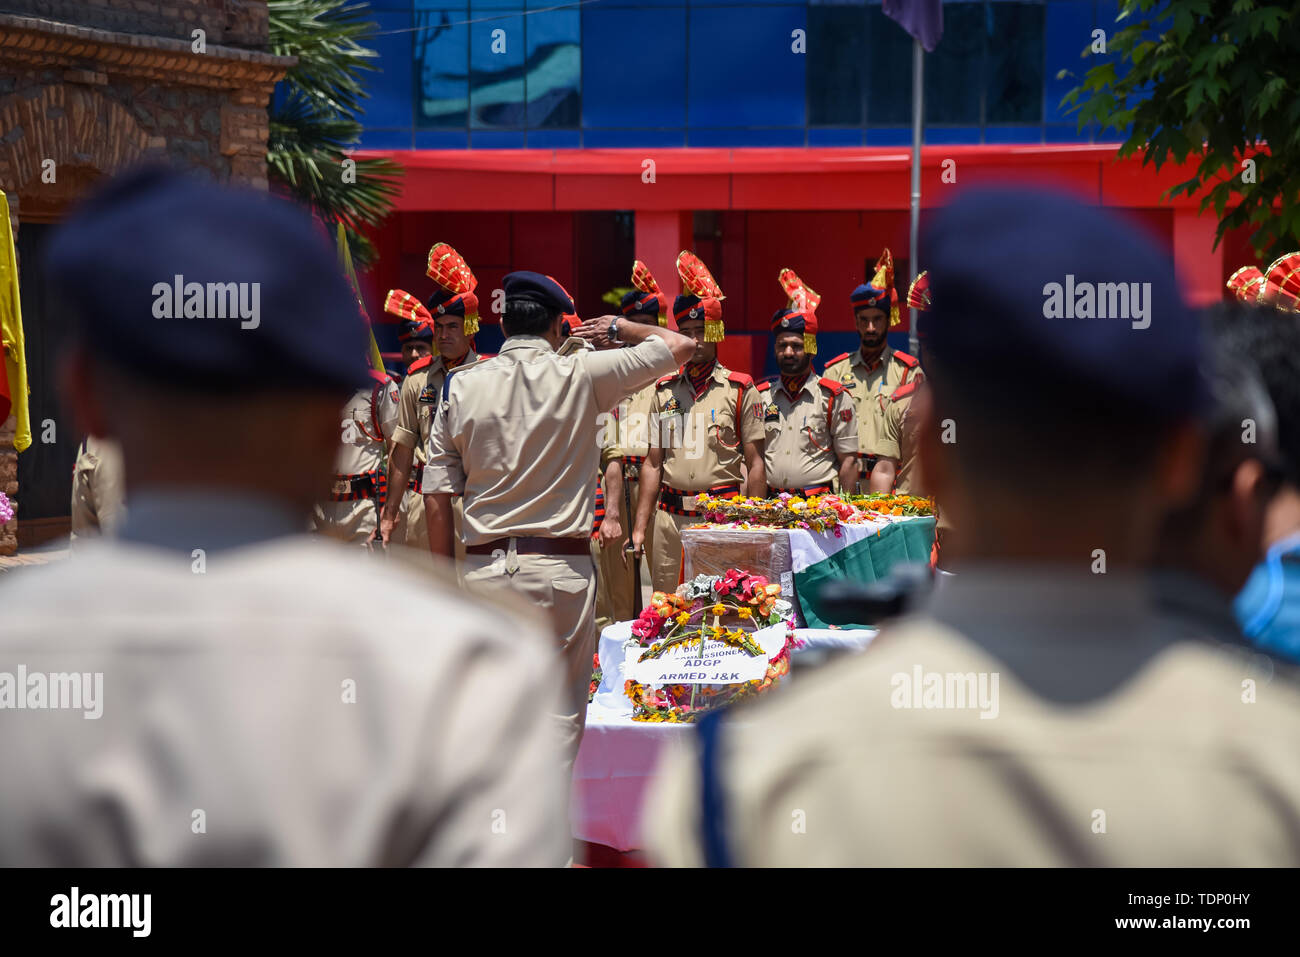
[398,319,434,342]
[44,166,370,393]
[770,307,810,335]
[503,270,574,315]
[921,185,1207,422]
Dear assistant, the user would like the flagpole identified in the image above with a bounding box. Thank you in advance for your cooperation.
[908,36,923,359]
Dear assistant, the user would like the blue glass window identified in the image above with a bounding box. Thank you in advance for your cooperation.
[986,2,1043,123]
[866,5,914,126]
[582,7,688,128]
[809,5,865,126]
[415,4,470,128]
[470,13,525,128]
[924,2,983,125]
[687,7,806,127]
[526,9,580,127]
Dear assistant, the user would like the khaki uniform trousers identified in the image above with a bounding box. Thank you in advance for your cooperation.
[400,489,429,551]
[312,499,378,546]
[651,507,696,594]
[595,475,655,626]
[460,550,596,773]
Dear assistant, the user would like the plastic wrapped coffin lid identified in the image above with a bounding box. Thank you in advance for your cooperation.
[680,527,804,626]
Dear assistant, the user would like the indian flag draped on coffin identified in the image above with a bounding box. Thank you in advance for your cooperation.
[789,518,936,628]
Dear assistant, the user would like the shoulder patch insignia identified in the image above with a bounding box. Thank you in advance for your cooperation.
[418,384,438,404]
[817,376,845,395]
[662,396,682,415]
[891,381,919,401]
[763,402,780,422]
[839,407,853,422]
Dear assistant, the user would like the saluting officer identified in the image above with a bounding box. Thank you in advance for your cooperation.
[632,252,766,593]
[380,245,483,554]
[647,186,1300,867]
[760,269,857,497]
[0,167,570,865]
[821,249,922,491]
[423,272,694,767]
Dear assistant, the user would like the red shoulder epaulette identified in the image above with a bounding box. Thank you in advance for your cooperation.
[726,371,754,388]
[657,370,679,386]
[817,376,846,396]
[756,380,771,392]
[892,350,919,368]
[408,355,434,372]
[890,381,919,401]
[476,353,497,360]
[367,369,391,384]
[824,352,851,367]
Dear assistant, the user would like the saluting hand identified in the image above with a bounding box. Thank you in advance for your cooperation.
[573,315,617,348]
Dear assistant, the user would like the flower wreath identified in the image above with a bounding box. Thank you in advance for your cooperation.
[623,569,796,722]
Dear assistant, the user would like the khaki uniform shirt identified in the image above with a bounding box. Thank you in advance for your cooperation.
[334,377,399,477]
[424,335,678,546]
[821,345,922,459]
[647,567,1300,866]
[609,381,658,460]
[70,436,126,545]
[393,350,479,466]
[0,492,569,866]
[875,379,922,494]
[760,376,858,490]
[648,363,763,491]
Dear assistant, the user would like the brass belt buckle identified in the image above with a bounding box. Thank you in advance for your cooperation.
[680,494,698,512]
[331,478,351,496]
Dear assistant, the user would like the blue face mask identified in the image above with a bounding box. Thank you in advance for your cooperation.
[1234,531,1300,664]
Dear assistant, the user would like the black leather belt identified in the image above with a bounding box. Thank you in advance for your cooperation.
[466,536,590,556]
[768,484,833,497]
[857,453,880,472]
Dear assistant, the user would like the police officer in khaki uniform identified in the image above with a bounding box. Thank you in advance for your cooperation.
[761,306,857,496]
[632,253,766,593]
[821,249,922,491]
[646,187,1300,867]
[424,272,694,768]
[69,434,126,549]
[872,272,932,495]
[0,168,569,866]
[594,264,670,625]
[379,309,433,544]
[380,248,484,555]
[312,368,399,546]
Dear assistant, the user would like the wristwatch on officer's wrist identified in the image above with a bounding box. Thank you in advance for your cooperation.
[608,317,621,343]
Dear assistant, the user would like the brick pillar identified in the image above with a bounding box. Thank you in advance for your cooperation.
[0,413,16,555]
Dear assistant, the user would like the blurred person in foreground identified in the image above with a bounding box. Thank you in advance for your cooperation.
[1152,305,1286,652]
[1211,302,1300,663]
[645,186,1300,866]
[0,167,568,866]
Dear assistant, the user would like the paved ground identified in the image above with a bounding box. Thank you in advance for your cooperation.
[0,537,70,574]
